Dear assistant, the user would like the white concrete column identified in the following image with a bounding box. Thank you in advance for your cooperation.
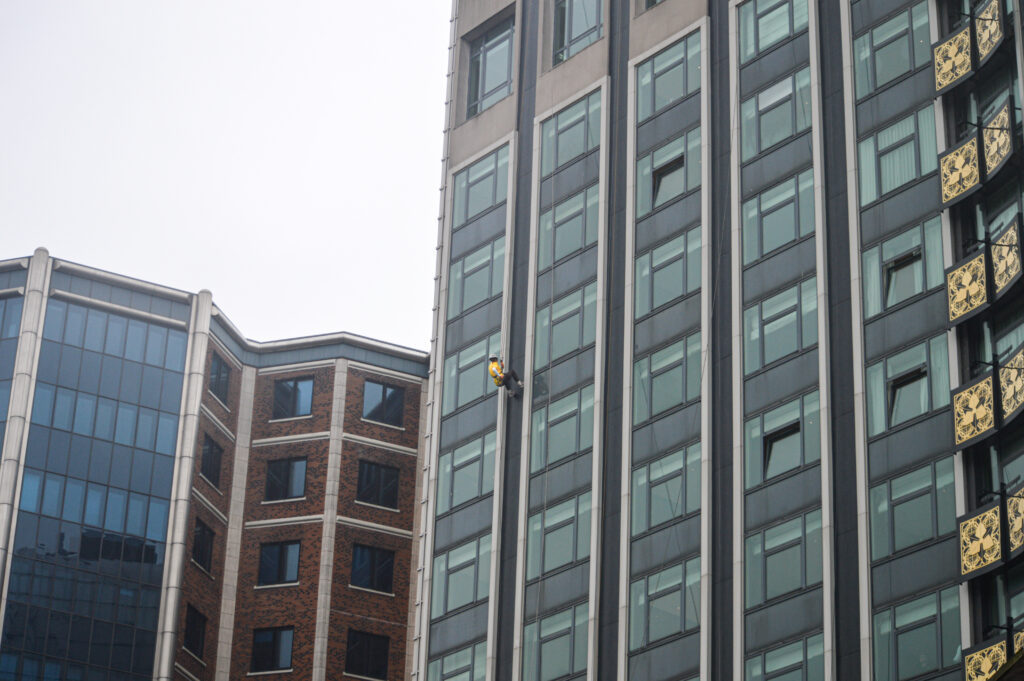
[311,358,349,681]
[0,248,50,625]
[155,290,213,681]
[215,363,257,680]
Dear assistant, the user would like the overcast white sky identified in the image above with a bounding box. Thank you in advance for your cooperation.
[1,2,452,352]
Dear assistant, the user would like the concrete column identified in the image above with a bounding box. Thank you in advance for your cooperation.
[0,248,50,624]
[215,364,257,680]
[311,358,349,681]
[155,290,213,681]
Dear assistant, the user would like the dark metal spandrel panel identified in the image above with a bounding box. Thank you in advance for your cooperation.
[632,402,702,465]
[629,516,701,577]
[744,467,822,530]
[432,496,495,553]
[745,588,824,651]
[438,395,499,450]
[633,296,701,357]
[535,249,599,307]
[742,237,817,305]
[855,68,934,137]
[451,205,507,262]
[863,290,946,362]
[539,150,601,211]
[867,410,952,482]
[741,132,814,197]
[627,630,700,681]
[635,194,702,254]
[870,536,957,604]
[527,452,593,513]
[636,94,701,158]
[523,562,590,615]
[739,32,810,97]
[445,298,504,354]
[429,602,490,657]
[743,350,819,414]
[532,348,596,405]
[859,175,940,245]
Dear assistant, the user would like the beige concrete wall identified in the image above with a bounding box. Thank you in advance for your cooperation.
[629,0,709,60]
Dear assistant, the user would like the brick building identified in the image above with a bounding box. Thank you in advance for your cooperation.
[0,248,428,681]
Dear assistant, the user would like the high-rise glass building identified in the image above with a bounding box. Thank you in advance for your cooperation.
[0,249,429,681]
[415,0,1024,679]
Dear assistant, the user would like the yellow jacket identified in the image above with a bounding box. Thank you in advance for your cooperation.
[488,360,504,386]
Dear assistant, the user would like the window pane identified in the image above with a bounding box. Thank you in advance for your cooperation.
[892,493,933,551]
[765,544,802,599]
[896,623,938,679]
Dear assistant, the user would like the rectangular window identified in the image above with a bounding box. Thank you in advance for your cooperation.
[468,19,514,118]
[272,377,313,419]
[258,541,300,586]
[541,90,601,177]
[265,458,307,501]
[745,508,822,608]
[742,168,814,264]
[741,67,812,161]
[352,544,395,593]
[862,217,944,318]
[453,146,510,230]
[449,237,505,318]
[870,457,955,561]
[362,380,405,427]
[526,492,591,580]
[193,518,214,573]
[854,2,930,98]
[629,557,700,650]
[743,276,818,373]
[184,605,206,659]
[432,534,491,618]
[745,632,824,681]
[200,435,223,488]
[553,0,602,65]
[739,0,808,62]
[744,391,820,488]
[522,603,588,681]
[633,332,701,424]
[637,31,701,122]
[872,587,960,681]
[428,641,487,681]
[442,332,501,415]
[636,128,701,217]
[858,106,937,206]
[251,627,293,673]
[865,335,949,436]
[531,385,595,473]
[209,353,230,404]
[357,460,400,509]
[538,185,599,271]
[632,442,701,535]
[635,226,702,318]
[436,432,496,515]
[534,282,597,369]
[345,630,390,681]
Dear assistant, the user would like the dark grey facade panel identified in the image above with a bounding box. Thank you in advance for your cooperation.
[870,537,958,604]
[634,193,702,253]
[629,516,701,577]
[739,31,811,97]
[743,349,819,414]
[632,403,702,466]
[635,93,701,157]
[429,602,490,657]
[744,588,824,652]
[740,133,814,198]
[859,175,940,245]
[538,151,601,211]
[863,290,946,362]
[523,562,590,615]
[741,236,817,304]
[535,249,599,307]
[855,67,934,136]
[633,295,701,357]
[867,410,954,481]
[445,297,504,353]
[433,496,495,553]
[627,631,700,681]
[527,452,593,513]
[451,204,508,261]
[531,347,597,404]
[744,465,823,530]
[438,395,500,450]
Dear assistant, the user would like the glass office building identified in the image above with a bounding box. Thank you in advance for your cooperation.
[414,0,1024,680]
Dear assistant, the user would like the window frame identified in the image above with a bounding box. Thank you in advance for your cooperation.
[442,332,502,415]
[636,31,701,123]
[452,146,510,231]
[631,442,701,536]
[744,631,824,681]
[271,377,313,420]
[521,602,589,681]
[192,518,214,573]
[738,0,809,63]
[357,459,400,510]
[351,543,395,594]
[251,626,294,673]
[858,105,937,206]
[427,640,488,681]
[744,508,823,608]
[628,556,701,651]
[184,604,207,659]
[448,236,506,319]
[345,629,390,681]
[636,128,702,218]
[208,353,230,404]
[538,185,599,272]
[869,457,955,561]
[258,540,301,586]
[740,67,812,161]
[553,0,603,65]
[853,1,931,99]
[540,90,602,177]
[526,492,591,581]
[742,167,815,265]
[362,380,405,428]
[861,217,944,318]
[634,225,702,319]
[743,276,818,374]
[632,331,702,425]
[865,335,949,437]
[534,282,598,370]
[436,432,496,515]
[264,457,307,502]
[530,384,595,473]
[200,434,223,488]
[467,18,515,118]
[744,390,820,488]
[872,587,960,681]
[431,534,492,619]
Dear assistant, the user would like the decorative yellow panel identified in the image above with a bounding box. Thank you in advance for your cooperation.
[992,222,1021,296]
[947,252,988,323]
[965,639,1007,681]
[1002,346,1024,424]
[975,0,1004,65]
[983,101,1012,177]
[960,505,1001,575]
[1008,487,1024,554]
[1016,630,1024,654]
[941,136,981,205]
[954,375,995,447]
[934,25,973,93]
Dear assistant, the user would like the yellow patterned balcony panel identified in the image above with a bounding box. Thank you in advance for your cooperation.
[941,134,983,206]
[1008,482,1024,558]
[1016,629,1024,654]
[964,637,1008,681]
[946,251,989,325]
[953,373,997,448]
[959,502,1002,579]
[975,0,1004,67]
[992,219,1022,298]
[1001,344,1024,427]
[982,100,1013,179]
[934,24,973,95]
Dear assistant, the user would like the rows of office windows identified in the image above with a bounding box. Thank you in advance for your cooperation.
[635,226,701,319]
[428,640,486,681]
[744,276,817,374]
[628,556,700,651]
[744,391,820,489]
[631,442,701,536]
[633,332,702,425]
[744,508,822,608]
[853,1,930,99]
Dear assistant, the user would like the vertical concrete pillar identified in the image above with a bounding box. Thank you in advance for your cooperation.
[311,358,349,681]
[215,363,257,680]
[0,248,50,622]
[155,290,213,681]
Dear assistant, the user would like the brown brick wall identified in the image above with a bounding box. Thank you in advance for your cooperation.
[231,522,324,678]
[251,366,335,441]
[343,368,421,450]
[331,525,412,626]
[244,438,330,522]
[174,499,227,680]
